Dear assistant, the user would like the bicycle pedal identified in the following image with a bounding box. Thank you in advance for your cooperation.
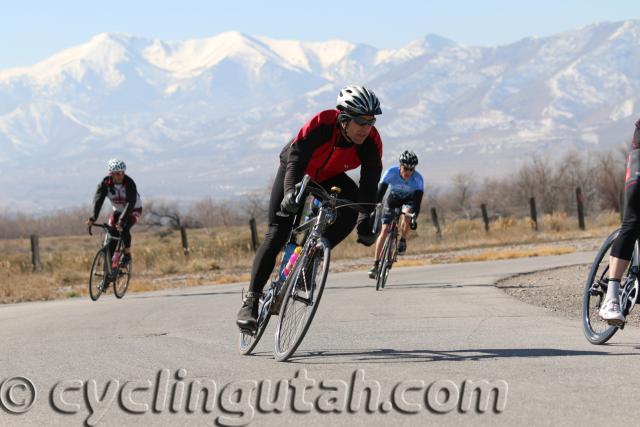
[239,327,257,336]
[606,318,625,328]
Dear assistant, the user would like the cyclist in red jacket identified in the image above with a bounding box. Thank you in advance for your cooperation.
[237,85,383,332]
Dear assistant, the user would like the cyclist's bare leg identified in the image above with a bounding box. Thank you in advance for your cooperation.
[374,224,390,261]
[399,212,410,239]
[609,255,631,282]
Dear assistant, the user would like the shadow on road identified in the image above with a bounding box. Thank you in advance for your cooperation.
[281,347,637,364]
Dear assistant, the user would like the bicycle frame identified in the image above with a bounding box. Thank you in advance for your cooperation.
[242,176,380,336]
[379,208,414,257]
[90,223,124,280]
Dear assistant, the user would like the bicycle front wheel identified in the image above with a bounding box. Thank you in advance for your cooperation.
[239,294,272,355]
[114,256,132,299]
[274,238,330,362]
[582,229,620,344]
[377,232,396,291]
[89,249,108,301]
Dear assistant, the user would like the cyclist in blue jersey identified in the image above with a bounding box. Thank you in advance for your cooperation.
[369,150,424,279]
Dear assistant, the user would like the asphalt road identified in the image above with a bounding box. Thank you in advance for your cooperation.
[2,251,640,426]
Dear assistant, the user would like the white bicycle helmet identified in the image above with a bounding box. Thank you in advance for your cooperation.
[107,158,126,173]
[336,85,382,116]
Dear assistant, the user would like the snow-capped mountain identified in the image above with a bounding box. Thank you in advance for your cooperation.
[1,21,639,211]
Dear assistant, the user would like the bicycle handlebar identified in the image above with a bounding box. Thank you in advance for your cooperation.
[295,175,310,204]
[276,175,382,233]
[87,223,117,236]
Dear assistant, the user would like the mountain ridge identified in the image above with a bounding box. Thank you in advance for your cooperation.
[1,20,639,211]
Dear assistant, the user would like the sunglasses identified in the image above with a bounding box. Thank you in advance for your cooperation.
[351,116,376,127]
[402,166,415,171]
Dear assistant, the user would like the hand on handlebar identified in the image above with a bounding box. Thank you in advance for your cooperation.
[280,191,300,215]
[410,216,418,230]
[280,181,305,215]
[86,218,95,235]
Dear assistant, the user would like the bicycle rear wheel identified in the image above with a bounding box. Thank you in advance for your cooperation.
[274,238,330,362]
[114,255,132,299]
[377,232,396,291]
[582,230,620,344]
[89,249,108,301]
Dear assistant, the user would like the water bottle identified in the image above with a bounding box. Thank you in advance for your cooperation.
[279,243,297,282]
[304,198,322,221]
[111,252,120,269]
[282,246,302,279]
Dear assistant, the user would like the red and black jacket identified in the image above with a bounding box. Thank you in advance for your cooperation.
[624,118,640,189]
[91,175,139,221]
[279,109,383,208]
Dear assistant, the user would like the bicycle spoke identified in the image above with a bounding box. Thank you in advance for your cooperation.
[275,242,330,361]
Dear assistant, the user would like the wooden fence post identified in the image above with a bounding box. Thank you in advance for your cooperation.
[430,207,442,241]
[180,226,189,256]
[249,218,259,251]
[529,197,538,231]
[480,203,490,232]
[30,234,41,271]
[576,187,586,230]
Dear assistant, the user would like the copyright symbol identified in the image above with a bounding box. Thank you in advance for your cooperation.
[1,377,37,414]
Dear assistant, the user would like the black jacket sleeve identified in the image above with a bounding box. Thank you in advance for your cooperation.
[91,179,108,220]
[121,176,138,220]
[412,190,424,217]
[356,138,383,216]
[633,117,640,149]
[376,182,388,203]
[282,122,333,195]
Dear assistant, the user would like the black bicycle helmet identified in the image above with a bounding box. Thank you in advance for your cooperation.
[399,150,418,168]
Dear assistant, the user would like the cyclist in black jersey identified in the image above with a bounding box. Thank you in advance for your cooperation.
[86,158,143,266]
[600,118,640,324]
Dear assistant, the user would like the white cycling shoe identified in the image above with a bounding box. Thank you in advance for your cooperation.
[599,297,625,325]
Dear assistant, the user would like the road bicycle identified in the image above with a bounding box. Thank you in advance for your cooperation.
[88,223,132,301]
[238,175,381,361]
[582,228,639,344]
[373,208,416,291]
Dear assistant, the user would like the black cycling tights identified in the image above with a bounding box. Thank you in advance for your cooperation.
[612,149,640,261]
[108,211,134,249]
[248,163,358,294]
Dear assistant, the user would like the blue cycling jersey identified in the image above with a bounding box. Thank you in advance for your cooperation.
[380,166,424,199]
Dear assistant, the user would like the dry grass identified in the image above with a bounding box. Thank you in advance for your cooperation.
[454,246,575,263]
[0,211,620,304]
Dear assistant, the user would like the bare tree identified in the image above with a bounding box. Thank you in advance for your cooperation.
[450,172,476,219]
[241,190,269,222]
[595,147,627,212]
[141,201,185,229]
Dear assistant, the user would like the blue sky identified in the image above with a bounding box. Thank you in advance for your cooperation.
[1,0,638,70]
